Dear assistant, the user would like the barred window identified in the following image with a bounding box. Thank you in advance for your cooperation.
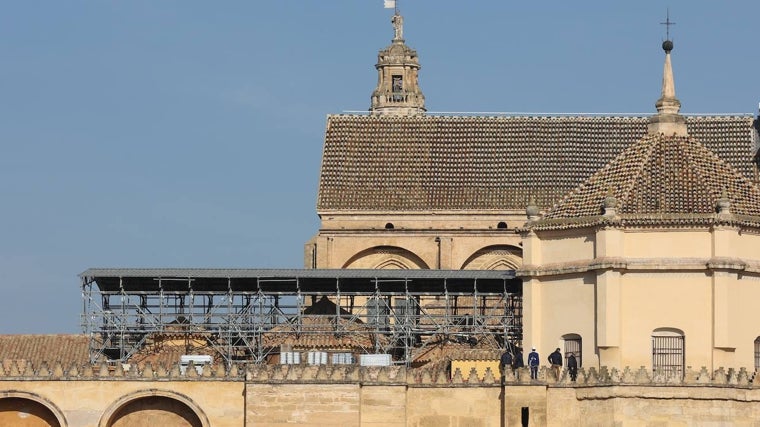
[563,334,582,368]
[754,337,760,372]
[652,328,684,379]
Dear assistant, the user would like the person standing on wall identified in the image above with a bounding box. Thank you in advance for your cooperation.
[528,347,540,380]
[567,352,578,382]
[548,347,563,380]
[513,347,524,373]
[500,348,513,380]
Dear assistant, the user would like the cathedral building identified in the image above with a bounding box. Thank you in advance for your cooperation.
[308,9,760,375]
[2,9,760,427]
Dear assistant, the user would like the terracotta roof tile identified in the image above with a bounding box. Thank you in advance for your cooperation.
[261,316,387,351]
[318,115,757,211]
[538,133,760,227]
[411,334,500,366]
[128,333,218,367]
[0,334,90,366]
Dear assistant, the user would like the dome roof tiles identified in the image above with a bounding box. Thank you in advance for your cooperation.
[318,115,758,212]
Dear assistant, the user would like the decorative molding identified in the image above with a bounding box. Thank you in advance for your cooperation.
[1,360,759,391]
[519,257,760,277]
[0,360,244,381]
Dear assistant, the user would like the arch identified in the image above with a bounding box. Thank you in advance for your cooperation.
[342,246,429,269]
[100,390,209,427]
[460,245,522,270]
[652,327,684,337]
[0,391,67,427]
[385,222,395,230]
[496,222,508,229]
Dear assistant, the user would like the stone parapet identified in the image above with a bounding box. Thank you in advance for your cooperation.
[538,365,756,388]
[0,359,245,381]
[1,359,757,390]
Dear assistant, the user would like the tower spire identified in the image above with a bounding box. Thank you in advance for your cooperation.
[648,12,687,137]
[369,10,425,116]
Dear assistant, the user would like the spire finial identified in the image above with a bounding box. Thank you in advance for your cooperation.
[648,10,687,137]
[661,9,675,43]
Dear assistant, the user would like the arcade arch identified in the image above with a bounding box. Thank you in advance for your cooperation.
[0,392,66,427]
[100,390,208,427]
[460,245,522,270]
[342,246,429,269]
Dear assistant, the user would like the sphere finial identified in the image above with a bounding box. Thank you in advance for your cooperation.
[660,10,676,53]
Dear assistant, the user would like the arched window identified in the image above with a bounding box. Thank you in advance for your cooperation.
[652,328,684,379]
[497,222,508,229]
[754,337,760,372]
[385,223,395,230]
[562,333,582,367]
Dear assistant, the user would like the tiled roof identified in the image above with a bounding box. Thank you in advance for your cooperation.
[318,115,758,211]
[0,334,90,367]
[411,335,500,367]
[128,333,218,367]
[261,316,388,350]
[539,134,760,226]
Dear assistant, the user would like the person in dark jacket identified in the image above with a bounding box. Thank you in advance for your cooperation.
[500,349,513,379]
[548,348,563,379]
[513,348,524,371]
[527,347,540,379]
[567,352,578,382]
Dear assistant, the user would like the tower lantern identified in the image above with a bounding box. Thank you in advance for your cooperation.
[369,11,426,116]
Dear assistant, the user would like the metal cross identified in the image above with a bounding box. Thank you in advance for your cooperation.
[660,10,676,40]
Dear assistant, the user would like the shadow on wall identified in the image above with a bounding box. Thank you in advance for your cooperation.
[106,396,202,427]
[0,397,61,427]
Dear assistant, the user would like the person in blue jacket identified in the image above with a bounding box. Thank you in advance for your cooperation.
[528,347,540,379]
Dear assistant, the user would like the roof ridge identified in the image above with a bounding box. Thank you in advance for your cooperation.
[610,135,660,215]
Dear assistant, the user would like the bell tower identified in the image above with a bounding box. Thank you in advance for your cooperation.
[370,12,426,116]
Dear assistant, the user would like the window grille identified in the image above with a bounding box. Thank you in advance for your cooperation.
[652,332,684,379]
[563,335,582,367]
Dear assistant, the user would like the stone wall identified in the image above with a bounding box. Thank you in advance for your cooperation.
[2,361,760,426]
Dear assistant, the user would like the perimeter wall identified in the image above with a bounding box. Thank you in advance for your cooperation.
[3,362,760,426]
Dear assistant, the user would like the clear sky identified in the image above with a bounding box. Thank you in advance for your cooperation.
[1,1,758,333]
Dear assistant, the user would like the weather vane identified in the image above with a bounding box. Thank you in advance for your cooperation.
[660,9,676,40]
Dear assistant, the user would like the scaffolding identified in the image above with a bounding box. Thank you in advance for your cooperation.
[80,269,522,367]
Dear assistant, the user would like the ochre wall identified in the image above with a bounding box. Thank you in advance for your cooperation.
[623,229,711,258]
[522,225,760,373]
[308,212,524,269]
[5,375,760,426]
[0,380,243,427]
[540,232,595,264]
[533,274,597,368]
[245,383,360,427]
[406,386,501,427]
[562,386,760,426]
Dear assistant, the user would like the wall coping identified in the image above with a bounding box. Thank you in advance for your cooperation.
[1,360,758,389]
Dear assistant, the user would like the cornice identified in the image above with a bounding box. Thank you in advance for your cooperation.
[518,257,760,278]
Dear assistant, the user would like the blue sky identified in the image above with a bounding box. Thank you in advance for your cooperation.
[1,1,758,333]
